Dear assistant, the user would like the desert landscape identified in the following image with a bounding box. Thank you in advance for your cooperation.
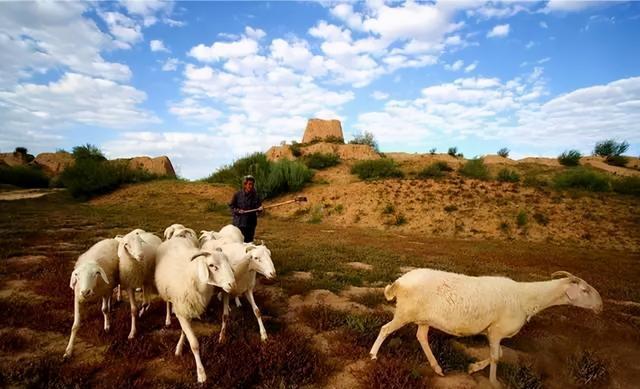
[1,119,639,389]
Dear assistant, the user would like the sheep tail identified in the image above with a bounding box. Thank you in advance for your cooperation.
[384,282,397,301]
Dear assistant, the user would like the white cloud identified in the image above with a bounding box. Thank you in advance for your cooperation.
[99,11,143,48]
[150,39,169,53]
[189,37,260,62]
[169,98,222,123]
[161,57,181,71]
[487,24,510,38]
[464,61,478,73]
[0,2,132,86]
[0,73,159,151]
[540,21,549,28]
[119,0,175,26]
[543,0,605,13]
[371,91,389,100]
[538,57,551,64]
[525,41,536,49]
[445,59,464,71]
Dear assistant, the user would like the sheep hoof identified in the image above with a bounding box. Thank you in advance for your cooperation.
[432,365,444,376]
[197,369,207,383]
[260,335,268,342]
[104,325,110,332]
[63,351,72,360]
[128,333,135,340]
[165,320,171,327]
[218,334,227,344]
[370,354,377,360]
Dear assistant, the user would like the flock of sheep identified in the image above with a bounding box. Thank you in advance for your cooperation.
[64,223,274,383]
[63,222,604,386]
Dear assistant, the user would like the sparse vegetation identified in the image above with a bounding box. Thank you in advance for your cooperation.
[301,152,340,170]
[382,203,395,214]
[459,158,490,180]
[351,158,403,180]
[428,147,436,155]
[444,205,458,213]
[533,212,549,226]
[594,139,629,167]
[349,131,379,151]
[448,146,463,158]
[499,362,543,389]
[516,210,528,227]
[308,204,323,224]
[558,150,582,166]
[206,152,313,199]
[568,349,609,386]
[612,175,640,196]
[497,147,510,158]
[394,213,407,226]
[553,167,610,192]
[418,161,452,178]
[0,165,49,188]
[497,168,520,182]
[289,141,302,157]
[204,200,228,213]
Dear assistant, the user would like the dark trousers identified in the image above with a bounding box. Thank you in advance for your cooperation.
[239,226,256,243]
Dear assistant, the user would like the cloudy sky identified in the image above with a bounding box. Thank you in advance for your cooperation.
[1,1,639,179]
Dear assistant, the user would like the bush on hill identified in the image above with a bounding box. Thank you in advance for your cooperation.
[0,165,49,188]
[459,158,490,180]
[301,153,340,170]
[552,167,610,192]
[558,150,582,166]
[350,159,403,180]
[417,161,452,179]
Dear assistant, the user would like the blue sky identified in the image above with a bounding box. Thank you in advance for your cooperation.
[1,1,639,179]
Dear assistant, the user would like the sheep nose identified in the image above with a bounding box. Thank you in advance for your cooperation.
[228,282,236,290]
[269,272,276,279]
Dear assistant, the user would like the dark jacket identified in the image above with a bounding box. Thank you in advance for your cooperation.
[229,189,262,228]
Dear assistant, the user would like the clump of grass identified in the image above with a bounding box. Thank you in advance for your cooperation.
[351,159,403,180]
[459,158,490,180]
[394,213,407,226]
[594,139,629,167]
[0,165,50,188]
[299,304,350,331]
[349,131,379,151]
[351,291,387,308]
[383,203,395,214]
[448,146,463,158]
[418,161,452,178]
[444,205,458,213]
[204,200,228,213]
[612,175,640,196]
[500,221,510,233]
[553,167,610,192]
[357,358,426,389]
[334,204,344,214]
[516,210,528,227]
[289,141,302,157]
[497,147,510,158]
[428,148,436,155]
[523,173,549,188]
[558,150,582,166]
[308,204,323,224]
[499,362,543,389]
[533,212,549,226]
[497,168,520,183]
[301,152,340,169]
[568,349,609,386]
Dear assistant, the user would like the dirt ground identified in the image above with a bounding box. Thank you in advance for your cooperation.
[0,180,639,388]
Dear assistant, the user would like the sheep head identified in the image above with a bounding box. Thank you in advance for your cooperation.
[70,262,109,299]
[245,244,276,279]
[119,230,147,262]
[191,250,236,292]
[552,271,603,313]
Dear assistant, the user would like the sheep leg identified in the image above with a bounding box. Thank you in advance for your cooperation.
[176,315,207,383]
[235,296,242,307]
[116,284,121,302]
[489,337,502,387]
[416,325,444,376]
[63,297,81,359]
[127,288,138,339]
[102,297,110,332]
[139,286,150,317]
[165,301,172,327]
[369,318,406,359]
[218,293,230,343]
[175,331,186,356]
[468,358,491,374]
[245,289,267,341]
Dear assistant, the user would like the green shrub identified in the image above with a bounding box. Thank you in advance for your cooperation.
[604,155,628,167]
[459,158,490,180]
[60,159,157,199]
[594,139,629,158]
[612,176,640,196]
[447,147,459,157]
[523,174,549,188]
[349,131,379,151]
[0,165,49,188]
[516,210,528,227]
[428,148,436,155]
[394,214,407,226]
[289,142,302,157]
[206,153,313,199]
[72,144,106,162]
[558,150,582,166]
[497,148,510,158]
[301,153,340,170]
[553,167,610,192]
[418,161,452,178]
[350,159,403,180]
[382,203,395,214]
[497,168,520,182]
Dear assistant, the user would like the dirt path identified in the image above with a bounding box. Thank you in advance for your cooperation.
[0,188,63,201]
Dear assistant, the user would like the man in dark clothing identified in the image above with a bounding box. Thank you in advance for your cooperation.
[228,175,263,243]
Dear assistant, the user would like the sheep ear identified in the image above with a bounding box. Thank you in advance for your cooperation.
[565,283,581,301]
[197,260,209,284]
[215,247,223,252]
[245,245,256,253]
[114,235,123,242]
[69,273,77,290]
[97,267,109,285]
[552,271,579,282]
[191,252,210,261]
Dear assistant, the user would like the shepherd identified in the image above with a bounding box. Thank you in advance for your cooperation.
[228,175,263,243]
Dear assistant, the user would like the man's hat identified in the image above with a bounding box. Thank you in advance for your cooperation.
[243,175,255,183]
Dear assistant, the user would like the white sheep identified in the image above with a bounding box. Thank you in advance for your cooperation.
[164,223,185,240]
[64,238,119,359]
[218,224,244,243]
[116,228,162,339]
[171,226,198,247]
[155,239,236,383]
[217,242,276,343]
[369,269,603,387]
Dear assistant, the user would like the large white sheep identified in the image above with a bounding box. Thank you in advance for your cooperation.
[164,223,185,240]
[370,269,603,386]
[64,238,119,358]
[217,224,244,243]
[217,242,276,342]
[198,225,244,248]
[116,228,162,339]
[155,239,236,383]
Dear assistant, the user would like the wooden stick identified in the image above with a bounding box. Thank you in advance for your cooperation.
[241,196,307,213]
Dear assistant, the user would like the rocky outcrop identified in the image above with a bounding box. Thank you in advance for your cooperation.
[303,143,380,160]
[118,156,176,177]
[266,145,294,161]
[33,152,75,176]
[0,152,30,167]
[302,119,344,144]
